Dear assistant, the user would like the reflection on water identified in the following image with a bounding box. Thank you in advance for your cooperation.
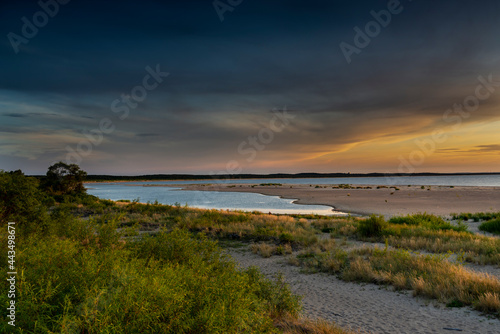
[86,183,338,215]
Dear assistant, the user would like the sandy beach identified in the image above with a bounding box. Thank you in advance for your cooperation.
[175,183,500,217]
[227,247,499,334]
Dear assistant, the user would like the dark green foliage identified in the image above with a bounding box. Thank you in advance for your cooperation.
[479,219,500,235]
[0,170,52,236]
[389,213,467,232]
[0,222,300,333]
[453,212,500,222]
[357,215,387,237]
[244,267,301,318]
[446,299,465,308]
[41,162,87,199]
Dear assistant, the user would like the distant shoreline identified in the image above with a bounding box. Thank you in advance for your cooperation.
[75,172,500,183]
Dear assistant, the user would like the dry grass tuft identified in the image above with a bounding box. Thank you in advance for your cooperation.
[251,242,293,258]
[275,315,357,334]
[251,243,276,258]
[476,292,500,313]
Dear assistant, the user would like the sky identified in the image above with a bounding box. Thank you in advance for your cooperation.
[1,0,499,175]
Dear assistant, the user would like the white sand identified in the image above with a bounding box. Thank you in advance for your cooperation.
[227,248,500,334]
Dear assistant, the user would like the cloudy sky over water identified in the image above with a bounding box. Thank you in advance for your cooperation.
[1,0,499,175]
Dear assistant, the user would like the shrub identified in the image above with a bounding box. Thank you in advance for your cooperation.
[357,215,387,237]
[389,213,467,232]
[1,226,301,333]
[0,170,51,236]
[479,219,500,235]
[453,212,500,222]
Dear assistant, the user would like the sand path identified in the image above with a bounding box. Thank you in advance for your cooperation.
[227,248,499,334]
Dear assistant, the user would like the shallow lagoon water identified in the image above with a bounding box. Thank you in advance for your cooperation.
[86,183,338,215]
[86,175,499,215]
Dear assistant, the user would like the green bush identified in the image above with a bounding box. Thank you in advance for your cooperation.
[0,223,300,333]
[389,213,467,232]
[453,212,500,222]
[0,170,52,236]
[357,215,387,237]
[479,219,500,235]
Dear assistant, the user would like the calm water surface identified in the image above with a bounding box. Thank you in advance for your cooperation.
[86,175,499,214]
[86,184,338,215]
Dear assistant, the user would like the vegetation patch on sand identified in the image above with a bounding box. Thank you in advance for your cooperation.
[330,214,500,265]
[292,245,500,315]
[479,219,500,235]
[453,212,500,222]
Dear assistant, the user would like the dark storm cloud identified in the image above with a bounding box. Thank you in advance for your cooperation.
[1,0,500,173]
[2,113,27,118]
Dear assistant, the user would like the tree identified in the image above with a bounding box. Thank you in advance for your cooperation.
[41,162,87,197]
